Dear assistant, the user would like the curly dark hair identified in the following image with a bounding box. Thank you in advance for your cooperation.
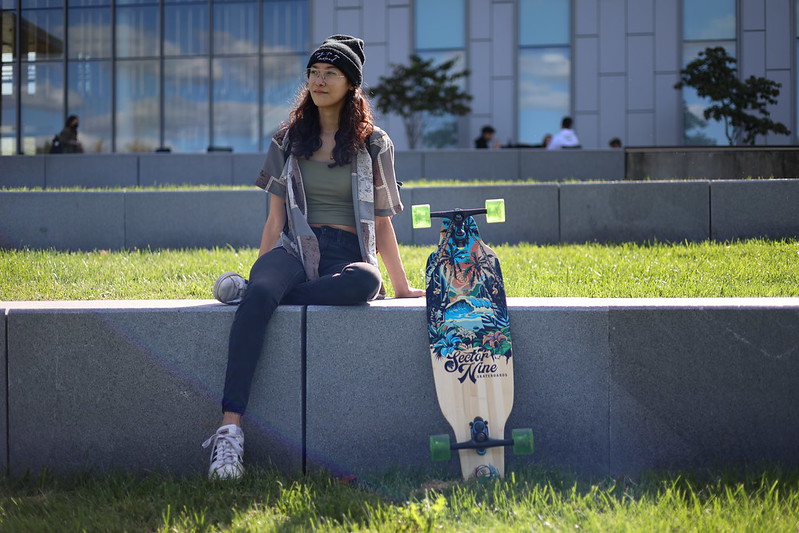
[283,86,375,167]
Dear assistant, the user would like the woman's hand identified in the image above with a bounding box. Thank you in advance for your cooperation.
[394,286,425,298]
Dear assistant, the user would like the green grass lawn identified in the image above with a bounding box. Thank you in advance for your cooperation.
[1,466,797,532]
[2,239,798,301]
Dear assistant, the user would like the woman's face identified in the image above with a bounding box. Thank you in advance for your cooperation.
[307,62,352,110]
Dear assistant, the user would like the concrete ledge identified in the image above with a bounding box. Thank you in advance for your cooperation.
[400,184,560,245]
[125,190,266,249]
[4,179,799,250]
[2,298,798,477]
[626,147,799,180]
[711,180,799,241]
[0,191,125,250]
[138,154,234,186]
[0,190,267,251]
[560,181,710,243]
[45,154,139,188]
[0,156,45,188]
[4,300,303,476]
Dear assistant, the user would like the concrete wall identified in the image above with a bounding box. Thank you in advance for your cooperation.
[2,298,798,478]
[5,179,798,250]
[0,190,267,251]
[626,148,799,180]
[5,148,799,189]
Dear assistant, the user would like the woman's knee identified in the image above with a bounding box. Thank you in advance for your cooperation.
[341,262,382,302]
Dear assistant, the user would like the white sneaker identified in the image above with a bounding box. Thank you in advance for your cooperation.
[202,424,244,480]
[212,272,247,305]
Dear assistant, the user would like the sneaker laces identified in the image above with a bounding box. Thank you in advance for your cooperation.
[203,429,243,465]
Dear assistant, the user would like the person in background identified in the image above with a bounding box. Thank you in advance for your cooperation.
[609,137,623,149]
[474,125,500,149]
[541,134,552,148]
[546,117,580,150]
[57,115,83,153]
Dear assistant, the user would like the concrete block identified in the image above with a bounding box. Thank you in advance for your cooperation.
[124,190,265,249]
[232,154,265,186]
[508,300,610,474]
[560,181,709,243]
[304,300,458,477]
[711,179,799,240]
[394,151,424,183]
[608,302,799,473]
[44,154,139,188]
[519,150,624,181]
[0,156,46,188]
[0,191,125,250]
[406,184,560,245]
[0,307,6,473]
[138,154,233,186]
[5,301,303,476]
[422,150,520,181]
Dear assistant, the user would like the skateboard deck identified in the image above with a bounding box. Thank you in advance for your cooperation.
[425,212,515,479]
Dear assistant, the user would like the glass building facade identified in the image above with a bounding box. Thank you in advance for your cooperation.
[1,1,796,153]
[1,0,308,154]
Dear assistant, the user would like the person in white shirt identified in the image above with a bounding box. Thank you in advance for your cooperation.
[547,116,580,150]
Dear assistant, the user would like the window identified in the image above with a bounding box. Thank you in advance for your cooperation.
[681,0,736,145]
[415,0,465,149]
[68,59,112,152]
[518,0,570,146]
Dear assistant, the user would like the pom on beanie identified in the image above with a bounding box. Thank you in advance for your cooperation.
[306,34,365,86]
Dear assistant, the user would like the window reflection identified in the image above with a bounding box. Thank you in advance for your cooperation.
[682,42,736,146]
[519,0,569,46]
[215,2,258,55]
[21,8,64,60]
[417,50,465,149]
[6,0,309,153]
[262,53,303,141]
[415,0,464,50]
[116,59,160,152]
[1,60,16,154]
[2,10,16,60]
[518,0,570,146]
[164,57,210,152]
[116,6,159,58]
[263,0,308,53]
[20,60,62,153]
[682,0,736,145]
[684,0,735,41]
[68,59,111,152]
[164,4,209,56]
[68,6,111,59]
[415,0,465,149]
[213,57,258,152]
[518,47,570,145]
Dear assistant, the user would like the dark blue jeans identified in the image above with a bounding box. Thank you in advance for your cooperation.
[222,226,381,414]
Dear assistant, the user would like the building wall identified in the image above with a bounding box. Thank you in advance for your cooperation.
[1,0,796,154]
[308,0,796,150]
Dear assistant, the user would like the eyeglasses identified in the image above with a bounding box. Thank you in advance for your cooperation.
[306,68,346,82]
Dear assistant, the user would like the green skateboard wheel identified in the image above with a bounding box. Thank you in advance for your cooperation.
[485,198,506,223]
[512,428,534,455]
[430,434,452,461]
[412,204,432,228]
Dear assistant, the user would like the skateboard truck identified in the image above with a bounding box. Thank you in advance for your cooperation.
[430,422,534,462]
[412,198,506,230]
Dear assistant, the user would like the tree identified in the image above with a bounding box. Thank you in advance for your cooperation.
[674,47,790,145]
[370,55,472,149]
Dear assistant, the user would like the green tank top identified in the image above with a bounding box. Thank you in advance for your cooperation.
[299,158,356,227]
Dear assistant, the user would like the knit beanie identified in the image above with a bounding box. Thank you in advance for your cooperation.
[306,34,365,87]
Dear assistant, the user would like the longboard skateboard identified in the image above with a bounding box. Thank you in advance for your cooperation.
[413,199,533,480]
